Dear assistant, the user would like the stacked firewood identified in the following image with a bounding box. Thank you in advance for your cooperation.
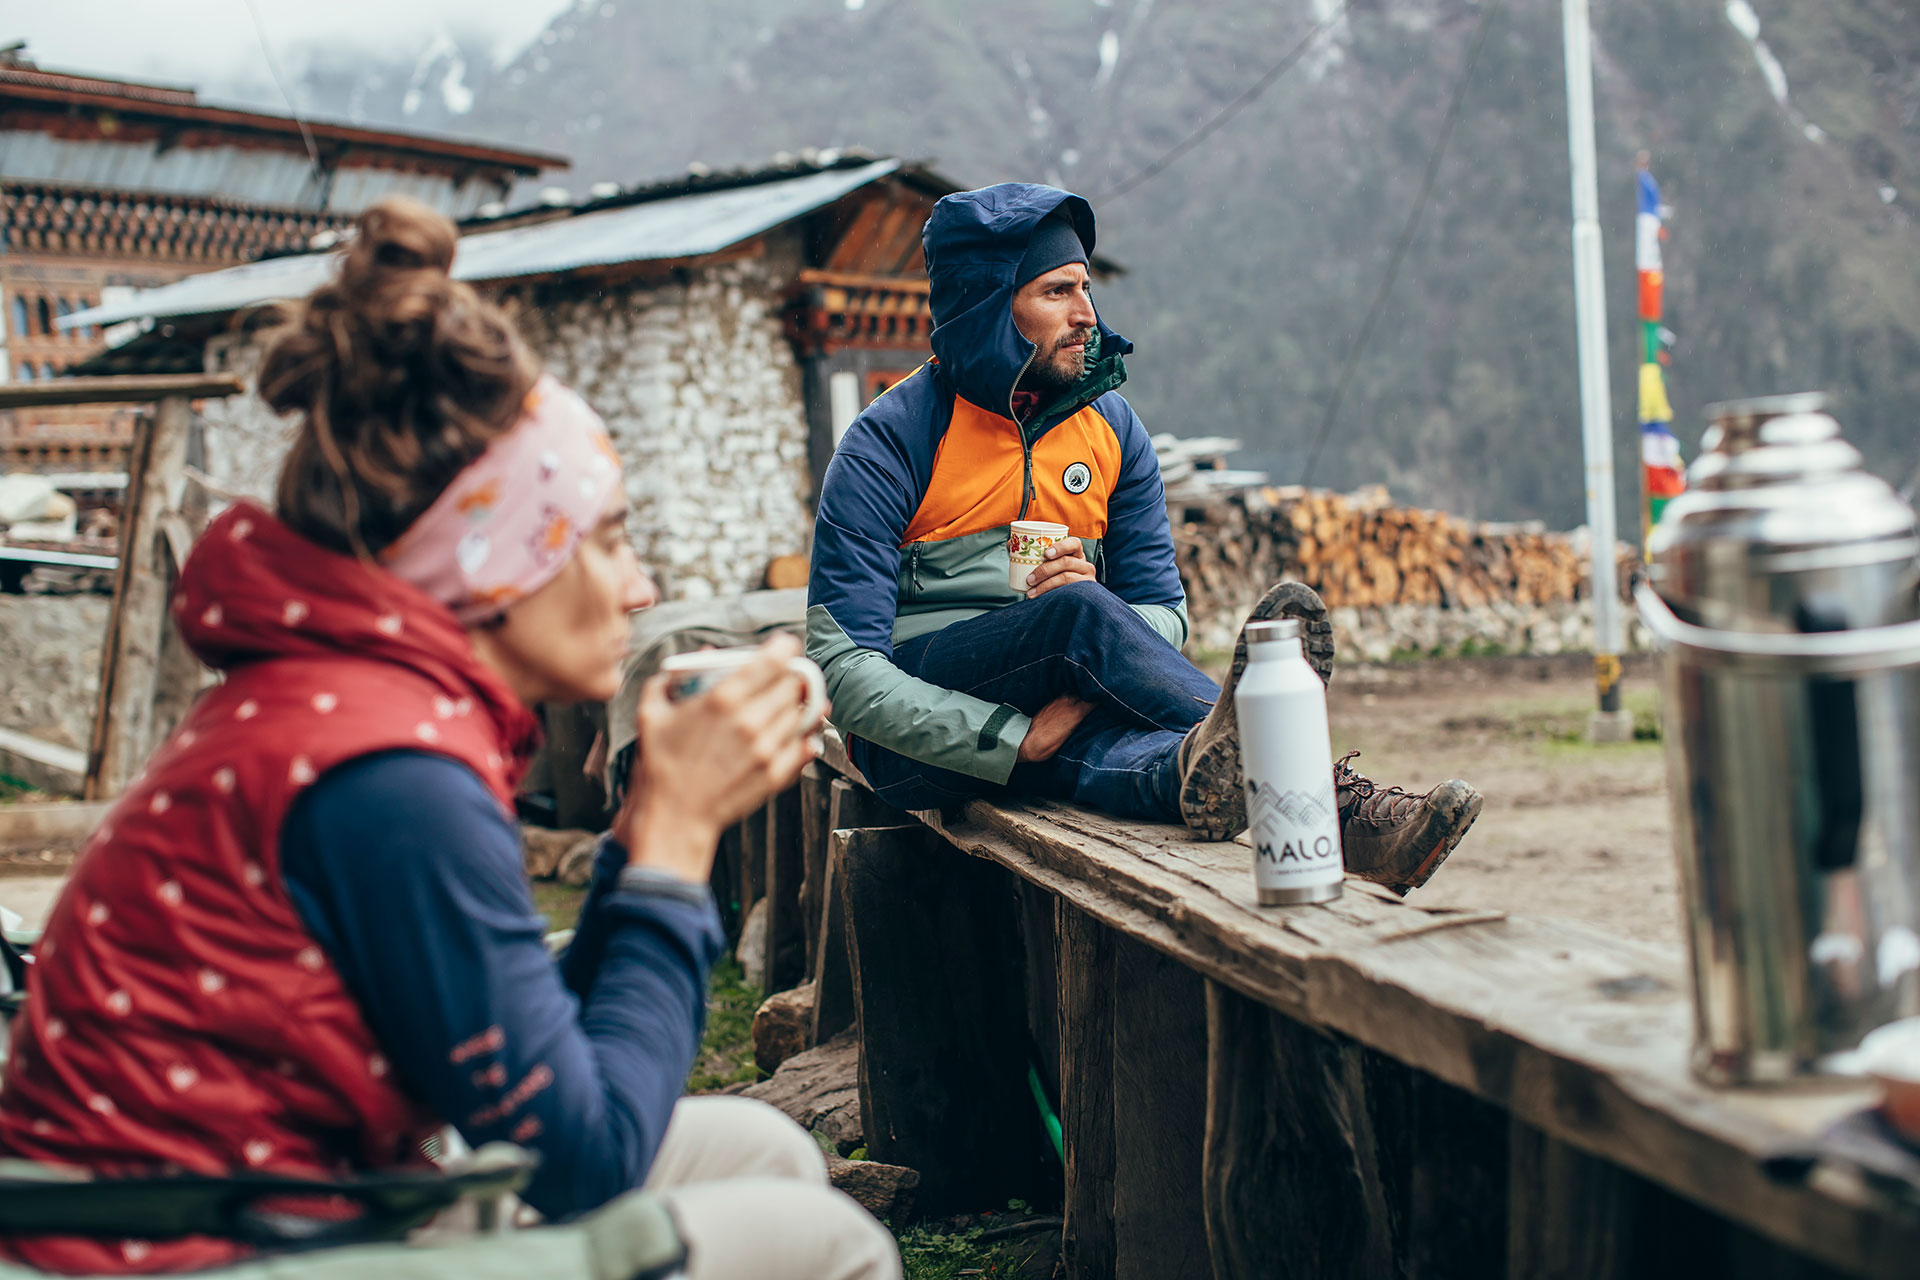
[1171,485,1610,614]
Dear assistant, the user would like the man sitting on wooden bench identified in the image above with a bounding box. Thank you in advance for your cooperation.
[807,183,1482,894]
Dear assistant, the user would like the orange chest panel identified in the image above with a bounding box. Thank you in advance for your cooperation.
[900,397,1123,545]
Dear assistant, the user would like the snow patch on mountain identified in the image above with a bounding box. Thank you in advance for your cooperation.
[1724,0,1822,143]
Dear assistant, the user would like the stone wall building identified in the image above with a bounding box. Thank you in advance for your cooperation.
[75,156,1097,601]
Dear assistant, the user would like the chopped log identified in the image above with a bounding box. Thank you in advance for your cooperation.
[742,1026,865,1155]
[839,824,1054,1216]
[765,553,810,590]
[1168,482,1625,623]
[522,826,597,879]
[826,1152,921,1222]
[752,981,816,1076]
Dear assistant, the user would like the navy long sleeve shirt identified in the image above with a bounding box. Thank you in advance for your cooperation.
[279,750,723,1219]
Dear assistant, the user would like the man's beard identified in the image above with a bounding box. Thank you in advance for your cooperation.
[1018,328,1095,398]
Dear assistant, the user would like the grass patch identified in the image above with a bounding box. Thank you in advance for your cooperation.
[532,881,588,932]
[0,775,49,805]
[686,954,763,1093]
[897,1203,1054,1280]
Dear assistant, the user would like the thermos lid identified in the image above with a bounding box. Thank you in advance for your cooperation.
[1245,619,1301,643]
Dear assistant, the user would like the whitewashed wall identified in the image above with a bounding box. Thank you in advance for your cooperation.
[197,230,815,602]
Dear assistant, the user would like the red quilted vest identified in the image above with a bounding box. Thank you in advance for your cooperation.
[0,503,541,1274]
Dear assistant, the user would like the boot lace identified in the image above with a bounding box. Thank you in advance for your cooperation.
[1333,751,1426,825]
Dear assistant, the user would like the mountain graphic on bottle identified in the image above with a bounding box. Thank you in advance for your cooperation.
[1246,778,1335,831]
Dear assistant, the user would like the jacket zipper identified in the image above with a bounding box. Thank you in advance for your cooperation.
[1009,345,1039,519]
[908,542,924,596]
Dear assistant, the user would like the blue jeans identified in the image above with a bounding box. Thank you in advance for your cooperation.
[850,581,1220,820]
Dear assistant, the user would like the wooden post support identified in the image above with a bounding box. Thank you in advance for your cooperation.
[739,803,769,924]
[86,394,192,798]
[764,783,808,990]
[1204,980,1397,1280]
[809,778,908,1045]
[1507,1124,1638,1279]
[839,823,1054,1217]
[798,764,831,975]
[1056,901,1117,1280]
[1112,936,1209,1280]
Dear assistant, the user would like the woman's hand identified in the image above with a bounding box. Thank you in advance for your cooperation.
[615,634,823,883]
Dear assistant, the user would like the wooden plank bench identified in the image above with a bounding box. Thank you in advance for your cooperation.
[730,731,1919,1280]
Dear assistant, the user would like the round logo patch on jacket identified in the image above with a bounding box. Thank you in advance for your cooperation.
[1063,462,1092,494]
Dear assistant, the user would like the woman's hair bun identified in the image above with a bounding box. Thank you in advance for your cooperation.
[263,195,539,559]
[343,198,458,280]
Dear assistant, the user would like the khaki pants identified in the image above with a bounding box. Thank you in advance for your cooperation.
[644,1096,901,1280]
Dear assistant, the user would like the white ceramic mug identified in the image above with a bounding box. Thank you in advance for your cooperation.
[1008,520,1070,591]
[659,647,828,727]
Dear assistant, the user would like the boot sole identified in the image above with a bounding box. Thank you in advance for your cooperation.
[1183,584,1337,842]
[1179,732,1245,842]
[1232,582,1335,688]
[1381,788,1484,897]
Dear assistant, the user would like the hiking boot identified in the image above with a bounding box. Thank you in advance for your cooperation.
[1179,582,1336,840]
[1334,751,1483,895]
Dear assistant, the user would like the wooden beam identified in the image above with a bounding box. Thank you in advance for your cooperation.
[839,823,1055,1216]
[795,268,931,293]
[0,374,242,410]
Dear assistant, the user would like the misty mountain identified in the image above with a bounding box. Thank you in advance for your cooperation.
[292,0,1920,529]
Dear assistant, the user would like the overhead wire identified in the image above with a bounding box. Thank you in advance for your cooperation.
[240,0,326,183]
[1095,0,1360,203]
[1298,3,1500,486]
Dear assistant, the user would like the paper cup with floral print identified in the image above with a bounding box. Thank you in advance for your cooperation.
[1008,520,1070,591]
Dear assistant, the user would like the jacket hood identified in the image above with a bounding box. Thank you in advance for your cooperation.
[923,183,1131,421]
[173,502,542,765]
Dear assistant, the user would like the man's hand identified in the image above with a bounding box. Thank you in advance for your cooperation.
[1012,534,1098,599]
[1017,694,1096,763]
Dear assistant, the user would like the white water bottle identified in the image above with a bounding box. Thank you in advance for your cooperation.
[1235,618,1344,905]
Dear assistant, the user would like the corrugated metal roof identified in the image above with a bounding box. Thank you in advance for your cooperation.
[63,159,903,331]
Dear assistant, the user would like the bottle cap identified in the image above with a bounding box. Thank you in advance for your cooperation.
[1244,619,1301,643]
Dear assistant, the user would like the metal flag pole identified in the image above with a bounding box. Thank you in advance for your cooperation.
[1562,0,1632,741]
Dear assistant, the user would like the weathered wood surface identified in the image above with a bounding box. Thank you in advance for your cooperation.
[838,824,1053,1215]
[1056,901,1117,1279]
[764,783,808,991]
[808,781,907,1045]
[87,395,191,798]
[798,764,831,973]
[908,795,1910,1280]
[1112,937,1209,1280]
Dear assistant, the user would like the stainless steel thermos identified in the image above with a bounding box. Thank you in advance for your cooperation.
[1236,618,1345,905]
[1641,393,1920,1084]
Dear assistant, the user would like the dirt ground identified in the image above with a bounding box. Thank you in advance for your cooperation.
[1326,652,1680,945]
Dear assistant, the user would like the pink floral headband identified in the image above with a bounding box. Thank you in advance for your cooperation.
[382,374,623,624]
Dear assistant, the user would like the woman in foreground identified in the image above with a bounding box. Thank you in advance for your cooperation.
[0,196,898,1280]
